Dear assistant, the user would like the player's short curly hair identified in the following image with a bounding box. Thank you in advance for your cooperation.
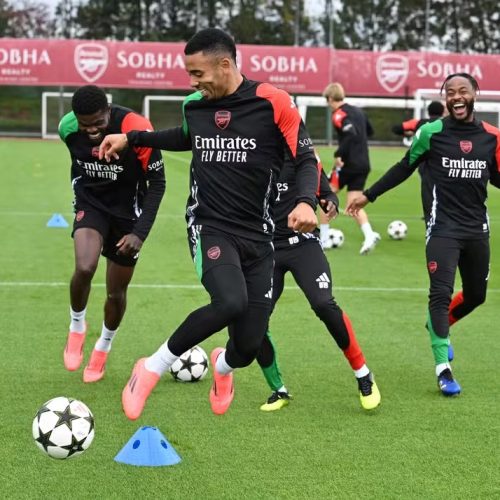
[184,28,237,63]
[440,73,480,94]
[72,85,109,115]
[427,101,445,117]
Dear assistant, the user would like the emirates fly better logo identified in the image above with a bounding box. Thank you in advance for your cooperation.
[74,43,109,83]
[215,111,231,130]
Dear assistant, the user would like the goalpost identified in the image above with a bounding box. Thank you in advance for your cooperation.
[142,95,186,130]
[295,96,418,144]
[296,92,500,144]
[41,91,113,140]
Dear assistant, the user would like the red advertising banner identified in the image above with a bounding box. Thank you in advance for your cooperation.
[0,38,499,96]
[331,50,500,96]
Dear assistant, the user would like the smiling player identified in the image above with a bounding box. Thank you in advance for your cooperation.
[346,73,500,396]
[59,85,165,383]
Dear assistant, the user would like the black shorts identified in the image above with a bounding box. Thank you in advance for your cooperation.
[187,224,273,303]
[337,169,369,192]
[72,206,138,267]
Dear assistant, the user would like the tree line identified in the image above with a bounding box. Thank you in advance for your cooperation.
[1,0,499,53]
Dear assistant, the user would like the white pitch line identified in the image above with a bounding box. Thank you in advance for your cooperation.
[2,281,500,293]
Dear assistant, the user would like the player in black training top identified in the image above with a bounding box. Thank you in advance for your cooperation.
[59,85,165,384]
[257,152,381,412]
[99,28,319,420]
[320,82,380,255]
[392,100,445,146]
[347,73,500,397]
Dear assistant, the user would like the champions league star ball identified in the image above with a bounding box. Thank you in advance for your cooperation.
[170,345,209,382]
[387,220,408,240]
[324,228,345,249]
[32,397,95,459]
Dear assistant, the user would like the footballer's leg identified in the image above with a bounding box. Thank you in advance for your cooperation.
[256,260,291,411]
[121,230,247,419]
[218,240,274,414]
[65,226,102,371]
[319,169,339,247]
[426,236,461,396]
[345,174,380,255]
[257,331,292,411]
[347,194,380,254]
[447,239,489,364]
[451,239,489,323]
[83,259,135,383]
[290,240,380,410]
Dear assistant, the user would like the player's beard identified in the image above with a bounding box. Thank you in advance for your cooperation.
[463,100,475,121]
[447,100,474,122]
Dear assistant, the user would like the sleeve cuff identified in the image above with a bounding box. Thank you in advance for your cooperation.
[126,130,138,146]
[363,189,376,203]
[295,197,317,211]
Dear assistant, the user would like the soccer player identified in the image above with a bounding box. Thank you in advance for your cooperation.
[258,152,381,412]
[392,100,445,144]
[346,73,500,396]
[59,85,165,383]
[320,82,380,255]
[99,28,319,420]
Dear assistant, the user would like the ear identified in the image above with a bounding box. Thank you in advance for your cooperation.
[219,56,232,71]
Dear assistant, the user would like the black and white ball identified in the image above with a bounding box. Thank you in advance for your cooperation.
[32,397,94,459]
[170,346,209,382]
[387,220,408,240]
[324,228,345,249]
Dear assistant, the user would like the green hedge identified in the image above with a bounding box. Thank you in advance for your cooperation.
[0,86,415,141]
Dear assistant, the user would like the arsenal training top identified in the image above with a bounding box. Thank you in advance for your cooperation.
[331,103,374,173]
[365,116,500,240]
[127,78,319,242]
[59,105,165,242]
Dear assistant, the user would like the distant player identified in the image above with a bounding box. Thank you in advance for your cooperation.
[257,152,381,412]
[320,82,380,255]
[346,73,500,396]
[392,100,445,145]
[59,85,165,383]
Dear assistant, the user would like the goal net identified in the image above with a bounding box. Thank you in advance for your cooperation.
[42,91,112,140]
[297,91,500,145]
[296,96,422,145]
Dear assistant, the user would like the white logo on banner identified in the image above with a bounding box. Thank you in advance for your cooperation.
[74,43,108,83]
[376,54,409,93]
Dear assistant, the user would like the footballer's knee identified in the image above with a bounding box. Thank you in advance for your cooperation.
[213,293,247,321]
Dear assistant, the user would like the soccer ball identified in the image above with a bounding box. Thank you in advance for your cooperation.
[324,228,345,249]
[387,220,408,240]
[32,397,94,459]
[169,345,209,382]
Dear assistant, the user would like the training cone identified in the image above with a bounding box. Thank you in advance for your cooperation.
[47,213,69,228]
[114,426,181,467]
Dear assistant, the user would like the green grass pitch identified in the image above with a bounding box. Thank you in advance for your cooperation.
[1,139,500,499]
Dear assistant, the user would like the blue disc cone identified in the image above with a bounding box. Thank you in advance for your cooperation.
[47,213,69,228]
[114,426,181,467]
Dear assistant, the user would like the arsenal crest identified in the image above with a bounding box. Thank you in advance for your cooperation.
[207,246,221,260]
[427,261,438,274]
[215,110,231,130]
[74,43,109,83]
[376,54,409,94]
[460,140,473,154]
